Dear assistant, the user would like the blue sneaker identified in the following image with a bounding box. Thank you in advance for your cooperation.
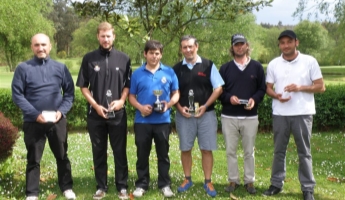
[177,179,193,192]
[204,182,217,197]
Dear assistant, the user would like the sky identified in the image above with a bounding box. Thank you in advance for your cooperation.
[253,0,334,25]
[253,0,302,25]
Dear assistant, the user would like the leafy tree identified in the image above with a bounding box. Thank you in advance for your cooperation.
[320,21,345,65]
[294,20,328,61]
[292,1,345,65]
[71,0,273,46]
[0,0,55,71]
[194,14,261,66]
[70,19,100,58]
[48,0,80,56]
[293,0,344,22]
[257,27,282,63]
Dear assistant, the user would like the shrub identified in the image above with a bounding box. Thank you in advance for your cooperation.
[0,112,19,162]
[1,85,345,132]
[57,51,67,59]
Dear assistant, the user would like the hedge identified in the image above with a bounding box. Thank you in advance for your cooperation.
[1,85,344,132]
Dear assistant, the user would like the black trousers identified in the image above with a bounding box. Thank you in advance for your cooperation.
[87,110,128,192]
[134,123,171,190]
[23,118,73,196]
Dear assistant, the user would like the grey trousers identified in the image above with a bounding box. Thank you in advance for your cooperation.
[221,117,258,184]
[270,115,316,192]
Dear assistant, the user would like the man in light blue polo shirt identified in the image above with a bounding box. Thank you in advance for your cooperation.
[129,40,179,198]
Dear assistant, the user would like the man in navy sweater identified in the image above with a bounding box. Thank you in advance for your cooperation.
[12,33,76,200]
[218,34,266,195]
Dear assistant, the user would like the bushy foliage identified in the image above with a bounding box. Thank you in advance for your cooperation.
[0,112,19,162]
[1,85,344,132]
[57,51,67,59]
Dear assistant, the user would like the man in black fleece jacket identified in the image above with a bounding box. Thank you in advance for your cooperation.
[218,34,266,195]
[76,22,131,200]
[12,33,76,200]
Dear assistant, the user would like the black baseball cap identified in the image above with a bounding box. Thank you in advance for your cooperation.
[278,30,297,40]
[231,34,247,45]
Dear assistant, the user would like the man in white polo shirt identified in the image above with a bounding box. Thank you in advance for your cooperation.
[263,30,325,200]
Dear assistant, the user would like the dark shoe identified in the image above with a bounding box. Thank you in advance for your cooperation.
[303,191,315,200]
[244,183,256,194]
[224,182,240,193]
[263,185,282,196]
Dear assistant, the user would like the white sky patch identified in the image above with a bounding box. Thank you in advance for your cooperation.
[254,0,335,25]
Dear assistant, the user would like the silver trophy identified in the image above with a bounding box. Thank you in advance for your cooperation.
[153,90,163,112]
[106,89,115,118]
[188,89,195,116]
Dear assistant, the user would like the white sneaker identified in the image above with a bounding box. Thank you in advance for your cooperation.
[118,189,129,200]
[93,189,106,200]
[63,189,76,200]
[133,187,146,197]
[26,197,38,200]
[161,186,174,197]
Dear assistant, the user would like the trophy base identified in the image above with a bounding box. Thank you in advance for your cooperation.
[107,112,115,118]
[153,103,164,112]
[188,109,196,117]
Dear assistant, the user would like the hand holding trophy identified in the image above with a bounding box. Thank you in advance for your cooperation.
[153,89,164,112]
[106,89,115,118]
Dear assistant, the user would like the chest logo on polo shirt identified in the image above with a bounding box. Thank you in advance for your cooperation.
[161,76,167,84]
[94,65,100,72]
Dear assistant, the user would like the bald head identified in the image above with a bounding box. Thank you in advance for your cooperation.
[31,33,52,59]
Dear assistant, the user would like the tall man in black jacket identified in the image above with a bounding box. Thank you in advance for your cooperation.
[76,22,132,200]
[218,34,266,195]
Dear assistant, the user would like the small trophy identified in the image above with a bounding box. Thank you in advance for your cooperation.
[106,89,115,118]
[188,89,195,116]
[153,90,163,112]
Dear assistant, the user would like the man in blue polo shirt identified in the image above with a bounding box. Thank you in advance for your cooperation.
[129,40,179,198]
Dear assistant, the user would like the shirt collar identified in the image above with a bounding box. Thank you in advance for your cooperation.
[140,62,163,71]
[34,56,50,64]
[182,55,202,70]
[182,55,202,66]
[280,51,300,63]
[234,57,251,70]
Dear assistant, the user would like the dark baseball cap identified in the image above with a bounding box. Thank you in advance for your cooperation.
[231,34,247,45]
[278,30,297,40]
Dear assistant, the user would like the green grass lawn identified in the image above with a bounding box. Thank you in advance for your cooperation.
[1,132,344,199]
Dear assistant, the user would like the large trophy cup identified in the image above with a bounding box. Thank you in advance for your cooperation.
[188,89,195,116]
[153,90,163,112]
[106,89,115,118]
